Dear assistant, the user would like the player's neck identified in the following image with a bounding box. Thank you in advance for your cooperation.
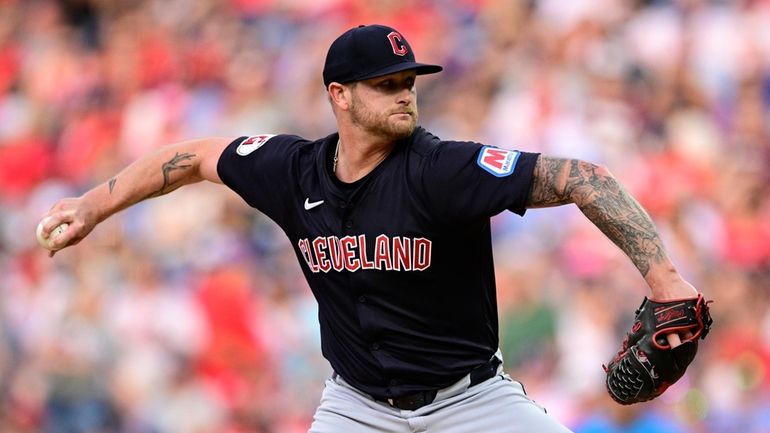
[334,130,397,183]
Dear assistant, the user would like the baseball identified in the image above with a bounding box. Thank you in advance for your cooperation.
[35,217,69,251]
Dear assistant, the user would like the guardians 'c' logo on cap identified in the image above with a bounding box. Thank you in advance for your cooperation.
[387,31,408,56]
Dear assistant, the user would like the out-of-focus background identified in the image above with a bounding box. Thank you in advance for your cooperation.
[0,0,768,432]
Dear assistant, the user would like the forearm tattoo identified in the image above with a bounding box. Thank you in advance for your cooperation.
[527,156,665,277]
[108,178,117,194]
[149,152,196,198]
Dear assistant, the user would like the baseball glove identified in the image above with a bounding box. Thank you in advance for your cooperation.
[604,294,713,405]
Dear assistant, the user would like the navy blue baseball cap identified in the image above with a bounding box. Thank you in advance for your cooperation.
[323,24,443,87]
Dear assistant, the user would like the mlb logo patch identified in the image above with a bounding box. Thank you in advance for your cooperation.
[477,146,520,177]
[236,134,275,156]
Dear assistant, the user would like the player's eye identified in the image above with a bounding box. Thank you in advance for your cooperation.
[377,79,414,93]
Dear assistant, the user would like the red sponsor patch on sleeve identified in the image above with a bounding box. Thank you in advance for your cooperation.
[476,146,520,177]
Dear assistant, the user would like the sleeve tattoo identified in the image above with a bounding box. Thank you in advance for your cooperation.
[526,155,666,277]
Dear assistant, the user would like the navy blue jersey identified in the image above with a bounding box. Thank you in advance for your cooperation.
[217,127,539,400]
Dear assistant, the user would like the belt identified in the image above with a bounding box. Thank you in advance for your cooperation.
[380,356,502,411]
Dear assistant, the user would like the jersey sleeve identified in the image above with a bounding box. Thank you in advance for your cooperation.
[420,140,539,223]
[216,134,300,217]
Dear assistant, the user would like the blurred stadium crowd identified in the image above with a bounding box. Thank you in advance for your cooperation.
[0,0,769,432]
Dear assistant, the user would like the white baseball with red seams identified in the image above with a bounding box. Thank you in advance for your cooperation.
[35,216,68,251]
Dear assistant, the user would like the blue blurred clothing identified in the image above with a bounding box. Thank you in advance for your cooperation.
[573,411,689,433]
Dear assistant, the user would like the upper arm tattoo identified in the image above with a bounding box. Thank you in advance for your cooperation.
[527,155,666,277]
[527,156,571,207]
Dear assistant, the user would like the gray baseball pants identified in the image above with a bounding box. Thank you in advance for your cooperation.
[308,363,574,433]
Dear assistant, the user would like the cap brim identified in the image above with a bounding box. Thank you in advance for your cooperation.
[354,62,443,82]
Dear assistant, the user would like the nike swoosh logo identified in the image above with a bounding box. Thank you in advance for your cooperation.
[304,198,324,210]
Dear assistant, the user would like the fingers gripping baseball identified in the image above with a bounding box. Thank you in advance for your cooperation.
[37,198,98,254]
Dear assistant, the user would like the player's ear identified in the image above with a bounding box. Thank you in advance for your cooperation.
[328,82,351,111]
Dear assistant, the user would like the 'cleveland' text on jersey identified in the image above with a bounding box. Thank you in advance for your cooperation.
[298,234,432,273]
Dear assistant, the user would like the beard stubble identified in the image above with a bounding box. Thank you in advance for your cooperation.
[349,89,417,140]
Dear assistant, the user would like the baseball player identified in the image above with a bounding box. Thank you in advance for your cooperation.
[39,24,709,432]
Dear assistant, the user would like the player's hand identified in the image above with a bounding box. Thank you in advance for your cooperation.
[651,280,699,348]
[38,196,98,257]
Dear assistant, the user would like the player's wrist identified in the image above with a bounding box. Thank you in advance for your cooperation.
[643,262,698,300]
[80,188,112,225]
[648,280,699,301]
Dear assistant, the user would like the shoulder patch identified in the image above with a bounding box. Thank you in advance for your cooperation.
[477,146,520,177]
[236,134,276,156]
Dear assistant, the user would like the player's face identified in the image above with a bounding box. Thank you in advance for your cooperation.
[349,70,418,140]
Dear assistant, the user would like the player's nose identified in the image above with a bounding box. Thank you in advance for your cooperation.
[396,87,414,105]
